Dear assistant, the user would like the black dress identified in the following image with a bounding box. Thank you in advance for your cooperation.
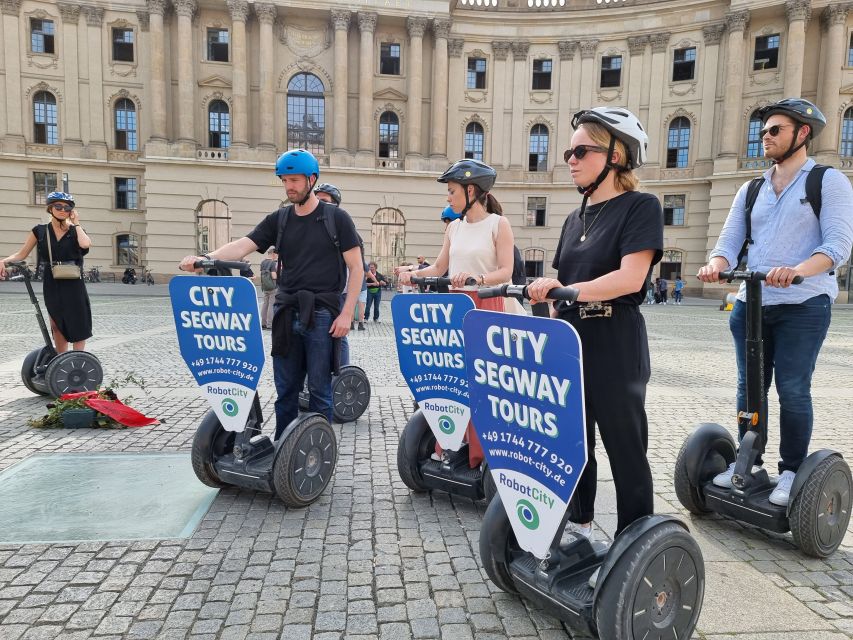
[32,224,93,343]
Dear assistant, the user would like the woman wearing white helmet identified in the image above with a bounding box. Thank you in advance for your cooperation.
[527,107,664,556]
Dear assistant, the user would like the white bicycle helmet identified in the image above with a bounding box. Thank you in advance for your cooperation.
[571,107,648,169]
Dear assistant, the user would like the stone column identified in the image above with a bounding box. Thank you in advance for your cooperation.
[626,35,648,118]
[1,0,22,146]
[226,0,249,149]
[784,0,811,98]
[578,40,598,111]
[698,24,725,167]
[646,32,670,168]
[719,10,749,161]
[817,3,850,156]
[430,17,451,161]
[405,16,427,160]
[57,4,81,146]
[147,0,168,143]
[174,0,197,146]
[330,8,350,153]
[554,40,577,181]
[255,3,276,151]
[446,38,464,161]
[83,5,106,152]
[357,12,377,161]
[491,41,511,168]
[510,41,529,170]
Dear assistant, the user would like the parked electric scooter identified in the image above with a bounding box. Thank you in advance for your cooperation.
[472,283,705,639]
[6,260,103,397]
[674,269,851,557]
[173,259,337,508]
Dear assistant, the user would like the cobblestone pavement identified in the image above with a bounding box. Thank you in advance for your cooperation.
[0,286,851,640]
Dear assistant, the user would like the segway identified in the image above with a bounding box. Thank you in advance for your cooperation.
[171,260,337,509]
[471,284,705,639]
[674,269,851,557]
[298,366,370,423]
[6,260,103,397]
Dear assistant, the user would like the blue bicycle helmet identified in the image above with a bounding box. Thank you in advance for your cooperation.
[440,205,461,222]
[275,149,320,179]
[46,191,75,207]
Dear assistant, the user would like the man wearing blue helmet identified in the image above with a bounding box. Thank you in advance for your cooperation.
[180,149,363,436]
[440,205,461,225]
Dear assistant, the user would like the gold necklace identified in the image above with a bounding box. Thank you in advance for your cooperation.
[580,199,610,242]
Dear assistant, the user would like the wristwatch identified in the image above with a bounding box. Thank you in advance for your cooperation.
[478,273,486,286]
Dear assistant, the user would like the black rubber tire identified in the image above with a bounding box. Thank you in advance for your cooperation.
[674,440,711,515]
[673,433,734,515]
[273,415,338,508]
[478,497,520,594]
[482,463,498,503]
[45,350,103,397]
[190,410,234,488]
[332,365,371,423]
[21,348,48,396]
[396,412,435,493]
[595,522,704,640]
[789,455,853,558]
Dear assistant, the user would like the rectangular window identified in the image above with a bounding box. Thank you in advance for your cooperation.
[848,32,853,67]
[663,195,685,226]
[207,28,229,62]
[754,34,780,71]
[672,47,696,82]
[532,59,552,91]
[467,57,486,90]
[115,177,138,210]
[33,172,58,205]
[380,43,401,75]
[525,260,543,279]
[30,18,55,55]
[112,28,134,62]
[600,55,622,88]
[526,197,547,227]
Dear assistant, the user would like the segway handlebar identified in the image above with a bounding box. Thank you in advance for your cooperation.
[409,276,477,292]
[719,269,803,285]
[477,283,580,303]
[192,259,254,278]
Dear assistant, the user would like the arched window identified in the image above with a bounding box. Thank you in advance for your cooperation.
[196,200,231,255]
[666,117,690,168]
[287,73,325,155]
[464,122,484,161]
[528,124,549,172]
[208,100,230,148]
[524,248,545,279]
[660,249,683,280]
[33,91,58,145]
[115,233,140,266]
[746,110,763,157]
[378,111,399,159]
[841,107,853,157]
[371,207,406,279]
[114,98,137,151]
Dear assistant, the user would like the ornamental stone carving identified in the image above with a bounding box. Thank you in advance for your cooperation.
[136,10,149,31]
[492,41,511,61]
[433,17,452,40]
[226,0,249,23]
[147,0,168,16]
[725,10,750,34]
[173,0,197,19]
[358,12,377,33]
[448,38,464,58]
[330,8,350,31]
[406,16,428,38]
[558,40,577,60]
[83,5,104,27]
[821,3,850,31]
[785,0,811,24]
[702,23,725,45]
[650,32,670,53]
[0,0,20,16]
[627,35,648,56]
[579,40,599,59]
[58,3,80,23]
[511,41,530,60]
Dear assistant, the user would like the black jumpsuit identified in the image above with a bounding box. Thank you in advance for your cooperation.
[552,191,663,536]
[33,224,93,344]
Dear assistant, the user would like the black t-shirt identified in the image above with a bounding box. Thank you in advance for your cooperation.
[552,190,663,312]
[247,202,360,294]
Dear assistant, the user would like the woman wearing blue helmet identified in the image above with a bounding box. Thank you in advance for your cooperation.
[1,191,93,351]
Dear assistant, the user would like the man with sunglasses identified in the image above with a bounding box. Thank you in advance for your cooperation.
[698,98,853,506]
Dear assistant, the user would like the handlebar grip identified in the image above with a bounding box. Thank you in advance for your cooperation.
[720,270,803,285]
[476,285,507,299]
[548,286,581,303]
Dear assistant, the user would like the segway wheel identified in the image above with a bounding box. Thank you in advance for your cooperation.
[190,410,234,488]
[789,455,853,558]
[478,497,520,594]
[482,463,497,503]
[673,426,736,515]
[45,351,103,398]
[594,522,704,640]
[674,442,710,515]
[332,365,371,423]
[397,411,435,492]
[273,414,338,508]
[21,347,50,396]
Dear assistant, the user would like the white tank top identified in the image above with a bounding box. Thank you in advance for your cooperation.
[447,214,501,290]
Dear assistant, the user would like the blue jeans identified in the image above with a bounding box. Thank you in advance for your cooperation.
[273,308,334,438]
[365,289,382,320]
[729,295,831,473]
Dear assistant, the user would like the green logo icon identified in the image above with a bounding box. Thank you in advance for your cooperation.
[438,415,455,434]
[516,499,540,530]
[221,398,239,417]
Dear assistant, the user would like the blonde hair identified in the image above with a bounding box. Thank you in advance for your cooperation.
[579,122,640,192]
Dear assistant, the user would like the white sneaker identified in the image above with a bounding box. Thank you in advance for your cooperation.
[567,522,593,540]
[769,470,796,506]
[588,566,600,589]
[712,462,763,488]
[430,452,441,462]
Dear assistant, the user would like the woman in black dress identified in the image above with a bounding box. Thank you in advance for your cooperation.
[0,191,93,351]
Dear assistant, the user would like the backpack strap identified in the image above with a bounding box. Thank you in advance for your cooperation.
[736,177,764,269]
[805,164,829,219]
[274,205,293,281]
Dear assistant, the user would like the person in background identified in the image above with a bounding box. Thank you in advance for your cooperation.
[673,275,684,304]
[259,247,278,329]
[364,262,388,322]
[657,274,668,304]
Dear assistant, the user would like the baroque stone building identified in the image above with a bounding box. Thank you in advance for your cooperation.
[0,0,851,298]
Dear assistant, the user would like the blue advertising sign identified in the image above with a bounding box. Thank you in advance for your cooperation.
[463,310,587,559]
[169,275,266,432]
[392,293,475,451]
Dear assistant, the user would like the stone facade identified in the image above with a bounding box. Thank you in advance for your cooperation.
[1,0,852,297]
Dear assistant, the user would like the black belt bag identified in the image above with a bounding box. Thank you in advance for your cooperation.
[578,302,612,319]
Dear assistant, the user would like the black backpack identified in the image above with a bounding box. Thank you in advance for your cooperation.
[736,164,829,267]
[511,245,527,285]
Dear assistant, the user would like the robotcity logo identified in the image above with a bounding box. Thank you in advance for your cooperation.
[438,415,456,435]
[221,398,239,417]
[516,499,540,530]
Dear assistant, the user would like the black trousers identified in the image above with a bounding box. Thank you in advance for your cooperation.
[562,305,654,537]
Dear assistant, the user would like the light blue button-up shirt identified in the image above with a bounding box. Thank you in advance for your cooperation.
[710,158,853,305]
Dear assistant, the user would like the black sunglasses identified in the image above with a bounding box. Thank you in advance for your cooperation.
[563,145,608,162]
[51,204,73,211]
[759,124,792,138]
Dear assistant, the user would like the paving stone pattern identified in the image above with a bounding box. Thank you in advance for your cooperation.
[0,289,851,640]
